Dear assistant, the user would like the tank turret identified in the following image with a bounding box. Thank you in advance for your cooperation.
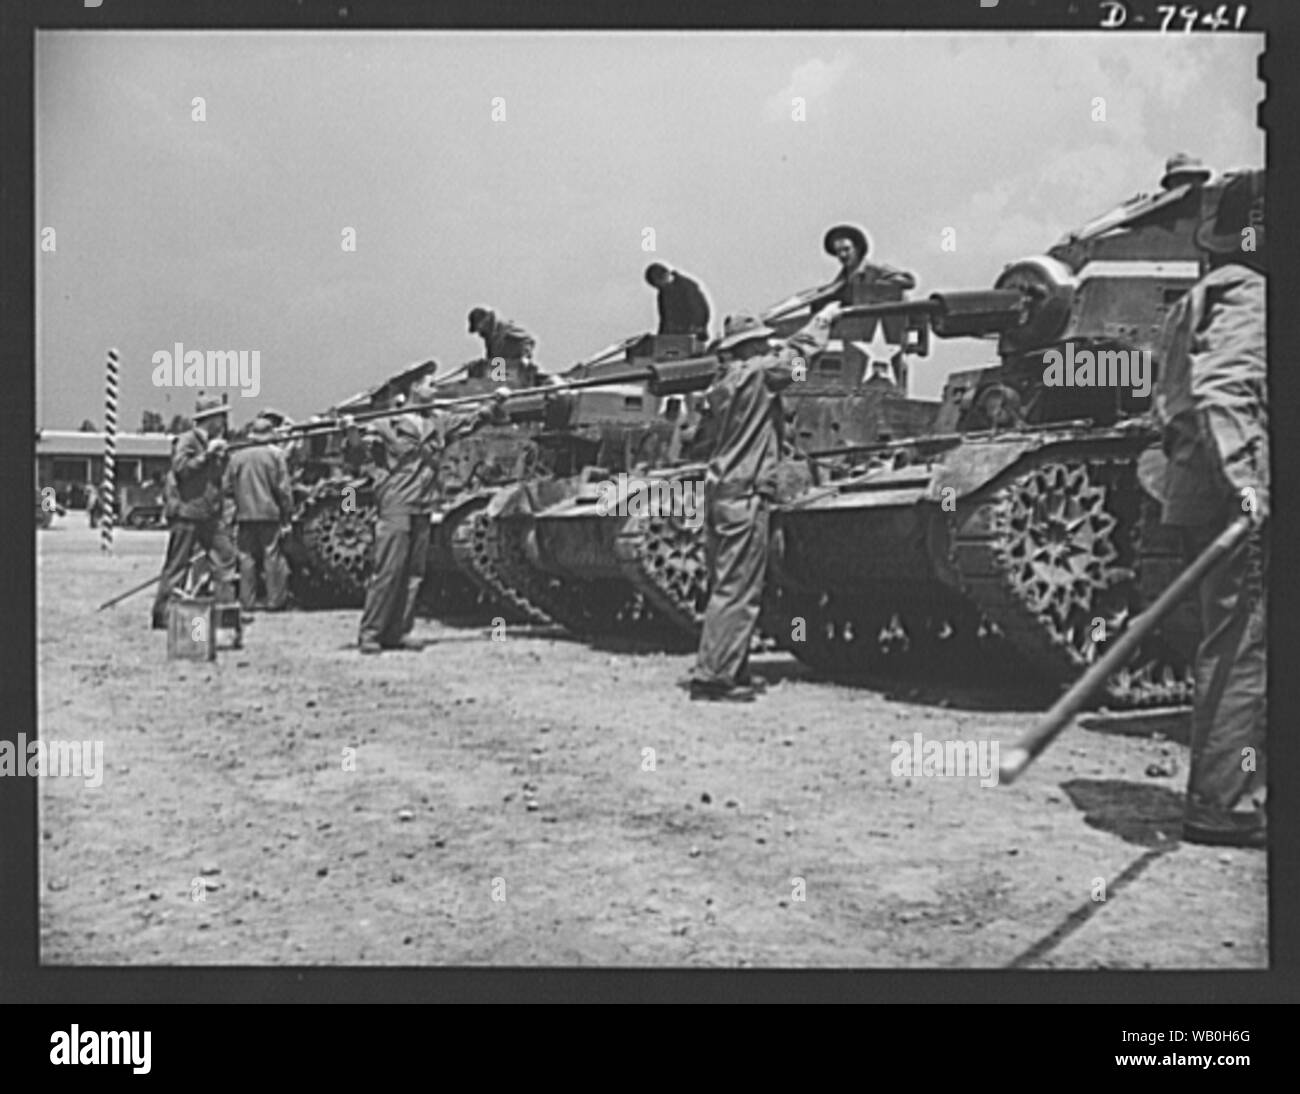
[761,164,1241,706]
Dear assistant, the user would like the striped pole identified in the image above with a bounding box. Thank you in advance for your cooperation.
[101,348,119,553]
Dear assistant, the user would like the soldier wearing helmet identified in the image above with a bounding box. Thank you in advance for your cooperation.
[808,224,917,315]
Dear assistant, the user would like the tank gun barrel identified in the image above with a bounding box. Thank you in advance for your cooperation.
[222,367,674,451]
[834,289,1028,340]
[923,290,1028,338]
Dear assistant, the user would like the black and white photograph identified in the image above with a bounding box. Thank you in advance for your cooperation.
[22,8,1276,986]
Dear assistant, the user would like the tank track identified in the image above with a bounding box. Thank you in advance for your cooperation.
[947,451,1195,707]
[443,495,540,625]
[451,503,554,626]
[449,492,663,635]
[613,473,710,637]
[499,513,671,639]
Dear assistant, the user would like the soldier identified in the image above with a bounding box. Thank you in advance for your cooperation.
[467,307,537,377]
[688,301,842,701]
[645,263,711,340]
[1154,168,1267,849]
[150,395,238,629]
[1160,152,1213,192]
[344,366,507,653]
[809,224,917,314]
[225,415,295,612]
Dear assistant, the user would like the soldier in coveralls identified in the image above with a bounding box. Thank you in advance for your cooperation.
[688,301,841,701]
[1154,168,1268,849]
[224,415,295,612]
[344,367,507,653]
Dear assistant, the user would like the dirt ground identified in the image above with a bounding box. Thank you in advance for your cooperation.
[36,518,1267,968]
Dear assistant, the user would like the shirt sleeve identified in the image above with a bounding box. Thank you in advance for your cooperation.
[172,432,209,478]
[687,279,710,331]
[1188,270,1268,507]
[505,321,536,356]
[273,451,295,521]
[872,263,918,292]
[764,308,836,391]
[436,405,495,445]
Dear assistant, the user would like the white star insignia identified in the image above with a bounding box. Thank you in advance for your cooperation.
[852,320,904,384]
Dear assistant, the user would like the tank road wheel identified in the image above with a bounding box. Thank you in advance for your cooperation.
[762,584,999,681]
[296,496,375,606]
[762,587,889,677]
[315,507,375,593]
[953,457,1194,707]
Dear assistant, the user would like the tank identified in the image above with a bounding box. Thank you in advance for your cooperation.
[444,378,688,634]
[280,353,684,622]
[446,351,698,640]
[281,357,545,611]
[761,171,1227,706]
[481,325,942,641]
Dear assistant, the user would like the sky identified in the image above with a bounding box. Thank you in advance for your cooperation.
[36,30,1264,429]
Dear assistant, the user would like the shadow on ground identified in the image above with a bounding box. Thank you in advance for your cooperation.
[1061,778,1185,848]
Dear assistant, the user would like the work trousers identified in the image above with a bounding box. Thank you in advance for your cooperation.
[1181,515,1268,834]
[236,520,289,611]
[358,513,431,647]
[151,517,237,626]
[692,492,770,688]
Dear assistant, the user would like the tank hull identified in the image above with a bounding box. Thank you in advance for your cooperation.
[765,429,1199,705]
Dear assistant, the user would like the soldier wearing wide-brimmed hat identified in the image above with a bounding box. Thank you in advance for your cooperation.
[809,223,917,315]
[1153,167,1267,849]
[686,301,842,701]
[1160,152,1213,191]
[150,394,237,628]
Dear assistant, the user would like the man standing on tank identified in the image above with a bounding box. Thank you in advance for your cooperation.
[687,301,842,702]
[645,263,711,341]
[808,224,917,314]
[1153,168,1268,849]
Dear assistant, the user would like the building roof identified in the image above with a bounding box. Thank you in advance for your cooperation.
[36,430,174,458]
